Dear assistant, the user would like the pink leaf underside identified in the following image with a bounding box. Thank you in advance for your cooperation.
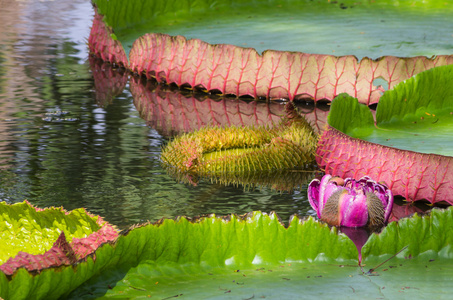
[71,224,119,260]
[88,8,128,67]
[316,126,453,205]
[87,10,453,105]
[0,232,75,276]
[388,203,426,223]
[129,77,330,136]
[0,207,118,276]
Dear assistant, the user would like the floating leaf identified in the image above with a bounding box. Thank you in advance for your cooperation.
[0,201,98,265]
[363,207,453,264]
[160,103,318,185]
[3,206,453,299]
[0,201,118,276]
[318,65,453,204]
[0,232,76,276]
[0,210,357,299]
[88,8,127,66]
[89,0,453,104]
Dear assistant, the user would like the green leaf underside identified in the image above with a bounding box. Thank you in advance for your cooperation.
[0,201,101,265]
[3,207,453,299]
[328,65,453,156]
[93,0,453,59]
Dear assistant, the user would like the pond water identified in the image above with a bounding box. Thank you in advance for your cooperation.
[0,0,323,229]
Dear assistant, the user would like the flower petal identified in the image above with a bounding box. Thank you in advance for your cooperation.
[308,178,321,217]
[339,193,369,227]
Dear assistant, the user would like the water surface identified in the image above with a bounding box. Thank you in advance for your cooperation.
[0,0,316,229]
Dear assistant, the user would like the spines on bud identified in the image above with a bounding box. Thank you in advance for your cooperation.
[161,105,318,189]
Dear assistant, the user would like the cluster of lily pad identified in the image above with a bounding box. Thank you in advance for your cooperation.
[2,0,453,298]
[2,201,453,299]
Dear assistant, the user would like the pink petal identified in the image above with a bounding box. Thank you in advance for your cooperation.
[308,178,321,217]
[339,193,369,227]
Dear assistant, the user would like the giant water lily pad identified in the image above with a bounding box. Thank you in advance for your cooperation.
[317,64,453,204]
[0,201,118,276]
[88,0,453,104]
[2,203,453,299]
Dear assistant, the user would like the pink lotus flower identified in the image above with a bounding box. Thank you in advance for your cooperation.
[308,175,393,228]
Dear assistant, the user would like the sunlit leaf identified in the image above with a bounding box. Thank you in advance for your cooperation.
[363,207,453,263]
[0,201,101,265]
[2,204,453,299]
[0,201,118,275]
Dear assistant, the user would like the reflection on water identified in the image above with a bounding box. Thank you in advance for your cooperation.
[0,0,425,230]
[131,76,330,136]
[0,0,320,229]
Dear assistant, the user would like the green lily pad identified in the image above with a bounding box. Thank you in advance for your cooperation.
[0,210,356,299]
[65,207,453,299]
[329,64,453,156]
[68,259,453,299]
[3,205,453,299]
[318,64,453,204]
[0,201,118,278]
[363,208,453,263]
[0,201,102,265]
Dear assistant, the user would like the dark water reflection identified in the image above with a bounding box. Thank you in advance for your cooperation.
[0,0,319,229]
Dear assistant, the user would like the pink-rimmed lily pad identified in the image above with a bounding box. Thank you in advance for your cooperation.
[317,65,453,205]
[88,0,453,104]
[0,201,118,276]
[2,203,453,299]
